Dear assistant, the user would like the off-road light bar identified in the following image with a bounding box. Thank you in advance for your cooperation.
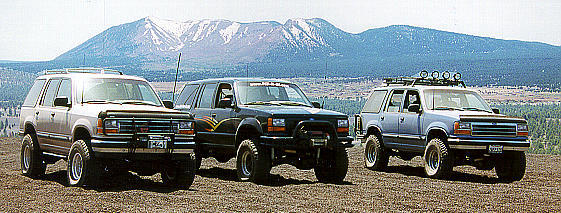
[431,71,439,79]
[442,71,451,80]
[420,70,429,78]
[453,73,461,80]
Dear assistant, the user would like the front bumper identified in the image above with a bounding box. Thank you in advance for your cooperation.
[448,136,530,152]
[260,135,354,149]
[90,135,195,159]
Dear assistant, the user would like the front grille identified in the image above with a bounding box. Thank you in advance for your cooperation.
[116,119,181,134]
[471,123,517,137]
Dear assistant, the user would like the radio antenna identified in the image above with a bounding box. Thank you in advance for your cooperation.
[172,53,181,103]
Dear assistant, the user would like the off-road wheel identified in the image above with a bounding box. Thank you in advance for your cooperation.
[161,153,197,189]
[364,135,389,171]
[67,140,100,187]
[495,151,526,183]
[315,148,348,183]
[236,139,271,183]
[21,134,46,178]
[423,138,453,179]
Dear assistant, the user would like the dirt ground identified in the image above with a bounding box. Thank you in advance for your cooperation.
[1,137,560,212]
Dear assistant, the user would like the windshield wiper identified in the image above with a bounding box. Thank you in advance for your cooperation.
[116,100,160,106]
[462,107,492,113]
[273,101,311,107]
[82,100,114,104]
[245,101,281,106]
[434,106,465,111]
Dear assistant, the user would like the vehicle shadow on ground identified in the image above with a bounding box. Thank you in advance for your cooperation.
[384,165,500,184]
[197,167,353,187]
[40,170,194,193]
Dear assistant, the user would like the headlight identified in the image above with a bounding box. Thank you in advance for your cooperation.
[517,123,528,132]
[104,119,118,129]
[178,121,195,135]
[267,118,286,132]
[517,123,528,136]
[454,121,471,135]
[179,121,194,130]
[272,118,285,127]
[338,119,349,128]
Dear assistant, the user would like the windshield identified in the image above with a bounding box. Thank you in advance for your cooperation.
[81,78,162,106]
[423,89,492,112]
[237,82,312,107]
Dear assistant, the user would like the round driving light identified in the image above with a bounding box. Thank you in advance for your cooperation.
[420,70,428,78]
[431,71,439,79]
[453,72,462,80]
[442,71,450,79]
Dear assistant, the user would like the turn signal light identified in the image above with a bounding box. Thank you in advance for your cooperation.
[454,121,471,135]
[97,118,103,134]
[517,131,529,137]
[268,127,286,132]
[337,127,349,133]
[179,129,195,135]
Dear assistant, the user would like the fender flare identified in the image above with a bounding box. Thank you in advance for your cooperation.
[235,117,264,145]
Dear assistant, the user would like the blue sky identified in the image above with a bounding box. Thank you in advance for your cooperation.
[1,0,560,61]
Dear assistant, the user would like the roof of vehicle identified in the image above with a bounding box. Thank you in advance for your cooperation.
[187,78,293,85]
[36,68,147,82]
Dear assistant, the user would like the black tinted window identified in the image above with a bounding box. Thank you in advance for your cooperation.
[22,79,46,107]
[403,90,420,113]
[198,83,216,108]
[363,90,387,113]
[176,84,199,108]
[57,79,72,103]
[41,79,61,107]
[386,90,404,113]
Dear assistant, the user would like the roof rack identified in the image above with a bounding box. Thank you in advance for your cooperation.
[43,67,123,75]
[383,71,466,88]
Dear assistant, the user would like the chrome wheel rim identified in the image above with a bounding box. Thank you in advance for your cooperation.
[240,151,253,177]
[71,153,83,181]
[427,147,440,171]
[366,143,377,164]
[23,144,31,171]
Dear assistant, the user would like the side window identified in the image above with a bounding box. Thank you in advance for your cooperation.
[41,79,61,107]
[56,79,72,103]
[215,83,233,106]
[363,90,387,113]
[176,84,200,108]
[385,90,404,113]
[22,79,46,107]
[403,90,420,113]
[198,83,216,108]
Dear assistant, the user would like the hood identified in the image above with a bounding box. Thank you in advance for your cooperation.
[428,110,526,123]
[79,103,186,118]
[246,105,346,118]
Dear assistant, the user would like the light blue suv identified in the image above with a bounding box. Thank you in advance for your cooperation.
[354,72,529,182]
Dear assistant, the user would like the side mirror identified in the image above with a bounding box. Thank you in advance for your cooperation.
[217,98,233,108]
[162,100,173,109]
[408,104,421,113]
[311,102,322,108]
[54,96,71,107]
[492,108,500,114]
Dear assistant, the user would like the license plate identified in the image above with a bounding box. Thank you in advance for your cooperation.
[488,145,503,154]
[148,135,169,149]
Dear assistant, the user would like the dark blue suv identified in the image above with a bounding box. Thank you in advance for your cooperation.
[355,73,529,182]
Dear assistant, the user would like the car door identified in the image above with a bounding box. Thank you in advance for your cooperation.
[192,83,216,144]
[51,78,73,154]
[380,89,404,145]
[399,89,424,151]
[209,82,236,147]
[36,78,61,153]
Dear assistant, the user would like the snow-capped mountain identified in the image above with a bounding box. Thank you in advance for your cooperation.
[55,16,560,64]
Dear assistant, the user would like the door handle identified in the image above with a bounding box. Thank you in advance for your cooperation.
[211,113,217,118]
[400,117,404,122]
[35,111,39,115]
[380,116,384,121]
[51,112,56,116]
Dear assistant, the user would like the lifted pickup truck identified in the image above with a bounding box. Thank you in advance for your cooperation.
[355,72,530,182]
[175,78,353,183]
[19,68,197,188]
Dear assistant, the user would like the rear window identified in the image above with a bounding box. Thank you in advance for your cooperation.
[176,84,200,108]
[362,90,387,113]
[22,79,46,107]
